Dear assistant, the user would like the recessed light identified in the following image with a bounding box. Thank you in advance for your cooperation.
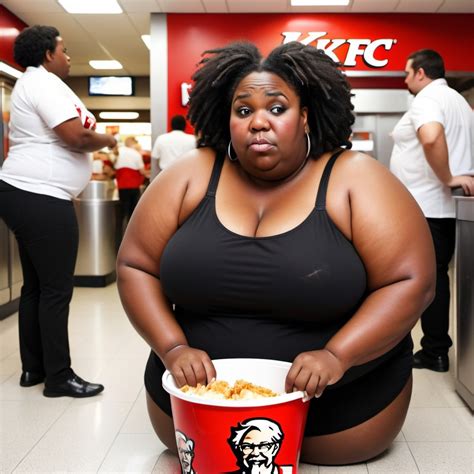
[99,112,139,120]
[89,60,123,70]
[141,35,151,50]
[58,0,122,14]
[0,61,23,79]
[291,0,350,5]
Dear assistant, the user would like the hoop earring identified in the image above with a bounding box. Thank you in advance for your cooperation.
[305,132,311,159]
[227,141,238,161]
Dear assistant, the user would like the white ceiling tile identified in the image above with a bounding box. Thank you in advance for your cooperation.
[202,0,228,12]
[157,0,205,12]
[126,13,151,33]
[227,0,287,13]
[396,0,444,12]
[119,0,162,13]
[438,0,474,12]
[350,0,399,12]
[73,14,139,39]
[1,0,62,13]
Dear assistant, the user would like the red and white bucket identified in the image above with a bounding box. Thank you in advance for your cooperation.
[162,358,310,473]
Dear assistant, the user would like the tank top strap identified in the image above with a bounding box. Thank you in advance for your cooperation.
[206,151,226,197]
[315,149,345,210]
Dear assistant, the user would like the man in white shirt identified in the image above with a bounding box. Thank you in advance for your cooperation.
[151,115,196,179]
[390,49,474,372]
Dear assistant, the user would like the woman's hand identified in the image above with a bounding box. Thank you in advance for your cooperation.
[286,349,345,399]
[163,345,216,388]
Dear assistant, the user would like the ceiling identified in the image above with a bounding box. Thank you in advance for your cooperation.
[1,0,473,77]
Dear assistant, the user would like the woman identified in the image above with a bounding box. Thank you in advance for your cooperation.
[117,42,435,464]
[0,26,116,397]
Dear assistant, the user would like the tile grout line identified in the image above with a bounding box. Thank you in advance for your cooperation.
[10,396,74,473]
[95,385,149,473]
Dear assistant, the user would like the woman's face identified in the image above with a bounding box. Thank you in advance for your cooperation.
[45,37,71,79]
[229,71,308,182]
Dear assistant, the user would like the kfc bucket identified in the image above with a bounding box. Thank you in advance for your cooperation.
[162,358,310,473]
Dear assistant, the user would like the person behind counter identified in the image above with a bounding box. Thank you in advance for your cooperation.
[114,136,150,233]
[0,25,116,397]
[390,49,474,373]
[117,41,435,465]
[91,150,115,181]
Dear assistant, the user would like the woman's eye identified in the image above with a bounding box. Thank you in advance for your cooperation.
[270,105,285,114]
[237,107,251,117]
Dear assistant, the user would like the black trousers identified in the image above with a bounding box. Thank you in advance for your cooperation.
[0,181,76,383]
[420,217,456,358]
[118,188,140,232]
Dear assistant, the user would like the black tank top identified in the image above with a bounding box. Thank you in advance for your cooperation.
[159,150,368,362]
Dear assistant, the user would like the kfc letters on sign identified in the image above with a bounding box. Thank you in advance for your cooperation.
[281,32,397,67]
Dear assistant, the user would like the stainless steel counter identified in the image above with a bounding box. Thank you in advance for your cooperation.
[453,196,474,410]
[73,181,120,287]
[0,219,23,320]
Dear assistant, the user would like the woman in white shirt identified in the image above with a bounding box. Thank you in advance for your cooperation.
[0,25,116,397]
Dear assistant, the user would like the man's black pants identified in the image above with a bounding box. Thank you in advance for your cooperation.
[420,217,456,358]
[0,181,76,383]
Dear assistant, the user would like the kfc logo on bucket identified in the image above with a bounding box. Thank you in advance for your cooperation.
[163,359,309,473]
[281,32,397,67]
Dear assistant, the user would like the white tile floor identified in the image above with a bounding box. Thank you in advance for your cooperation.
[1,284,472,473]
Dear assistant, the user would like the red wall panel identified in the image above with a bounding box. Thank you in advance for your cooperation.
[167,13,472,122]
[0,5,27,68]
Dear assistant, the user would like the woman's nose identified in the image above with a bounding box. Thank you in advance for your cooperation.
[250,110,270,131]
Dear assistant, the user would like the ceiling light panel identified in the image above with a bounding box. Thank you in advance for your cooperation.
[291,0,350,5]
[141,35,151,50]
[58,0,123,14]
[99,112,140,120]
[89,60,123,69]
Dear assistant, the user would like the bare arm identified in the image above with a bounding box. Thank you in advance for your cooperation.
[286,153,436,397]
[117,150,216,387]
[53,117,116,152]
[418,122,474,195]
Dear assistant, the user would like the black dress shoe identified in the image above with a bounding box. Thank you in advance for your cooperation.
[43,374,104,398]
[413,350,449,372]
[20,371,45,387]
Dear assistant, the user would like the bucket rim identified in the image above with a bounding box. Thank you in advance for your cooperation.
[162,358,307,407]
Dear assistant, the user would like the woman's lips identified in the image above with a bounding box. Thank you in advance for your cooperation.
[249,142,274,152]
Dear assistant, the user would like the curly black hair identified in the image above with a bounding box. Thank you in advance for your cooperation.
[14,25,60,68]
[188,41,354,158]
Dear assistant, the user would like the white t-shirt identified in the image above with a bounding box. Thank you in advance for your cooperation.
[0,65,96,200]
[114,146,144,170]
[390,79,473,218]
[151,130,196,170]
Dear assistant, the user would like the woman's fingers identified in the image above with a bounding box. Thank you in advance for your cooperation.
[202,357,217,384]
[173,367,187,388]
[285,364,302,393]
[181,363,197,387]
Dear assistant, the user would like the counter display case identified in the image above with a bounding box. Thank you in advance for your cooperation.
[454,196,474,410]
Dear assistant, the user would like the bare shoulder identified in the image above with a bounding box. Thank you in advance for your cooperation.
[333,150,410,201]
[326,150,423,242]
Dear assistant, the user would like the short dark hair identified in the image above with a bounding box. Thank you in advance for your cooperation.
[408,49,445,80]
[14,25,60,68]
[187,41,354,157]
[171,115,187,131]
